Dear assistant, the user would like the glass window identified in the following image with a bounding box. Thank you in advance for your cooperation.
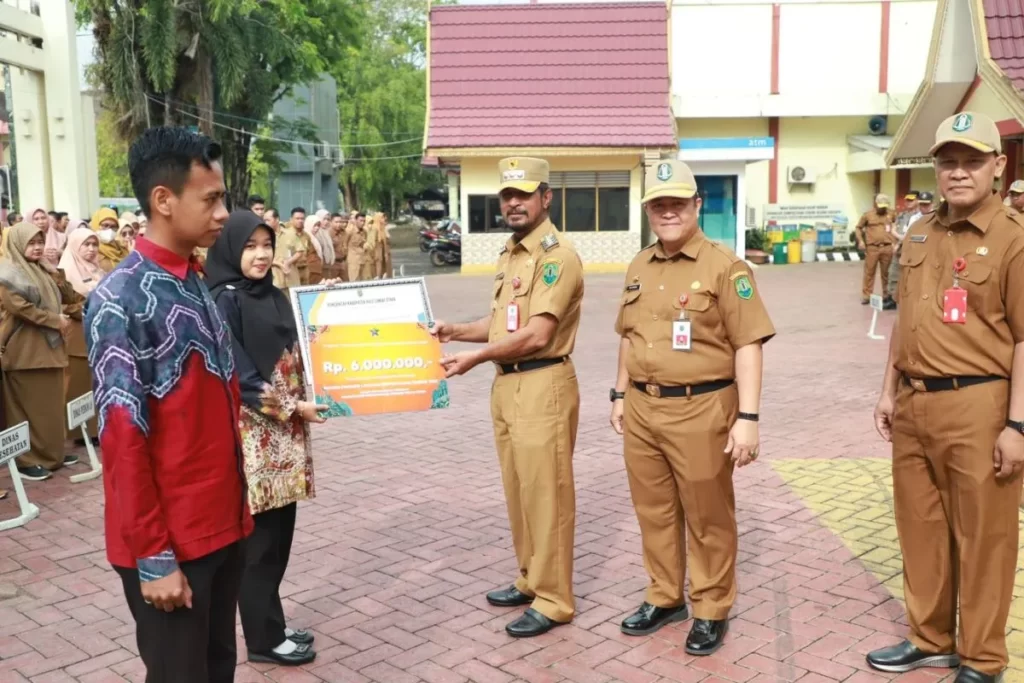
[467,195,505,233]
[599,187,629,231]
[564,188,596,232]
[549,188,564,230]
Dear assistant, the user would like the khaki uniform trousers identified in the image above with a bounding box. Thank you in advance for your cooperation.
[887,243,902,299]
[623,383,739,620]
[862,244,893,299]
[347,251,363,282]
[491,359,578,623]
[892,379,1021,675]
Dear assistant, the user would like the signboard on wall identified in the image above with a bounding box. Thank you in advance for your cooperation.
[679,137,776,162]
[763,204,846,222]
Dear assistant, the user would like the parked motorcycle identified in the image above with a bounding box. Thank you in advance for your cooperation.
[419,218,460,251]
[428,232,461,267]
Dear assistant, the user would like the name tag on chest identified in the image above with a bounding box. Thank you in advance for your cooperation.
[672,320,692,351]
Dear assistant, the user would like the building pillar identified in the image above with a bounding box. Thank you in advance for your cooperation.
[38,0,93,216]
[447,170,460,223]
[8,65,51,211]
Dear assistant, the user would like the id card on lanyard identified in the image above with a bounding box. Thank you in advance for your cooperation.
[943,257,967,324]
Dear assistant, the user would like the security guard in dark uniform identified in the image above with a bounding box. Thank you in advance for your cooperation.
[610,159,774,654]
[869,111,1024,683]
[430,157,584,638]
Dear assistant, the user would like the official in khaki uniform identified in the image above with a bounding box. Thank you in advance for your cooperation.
[855,194,898,305]
[265,209,301,293]
[286,207,313,285]
[869,111,1024,683]
[330,213,350,281]
[346,213,368,281]
[886,192,920,309]
[1007,179,1024,211]
[610,159,774,654]
[430,157,583,638]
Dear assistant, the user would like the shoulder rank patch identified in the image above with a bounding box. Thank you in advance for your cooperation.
[498,245,508,256]
[734,274,754,300]
[729,271,747,282]
[541,259,562,287]
[495,272,504,281]
[910,234,927,243]
[625,283,641,292]
[541,234,559,251]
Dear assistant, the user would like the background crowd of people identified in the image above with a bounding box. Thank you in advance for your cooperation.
[0,197,392,498]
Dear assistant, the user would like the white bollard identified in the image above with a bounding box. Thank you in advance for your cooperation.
[0,422,39,531]
[867,294,886,341]
[67,392,101,483]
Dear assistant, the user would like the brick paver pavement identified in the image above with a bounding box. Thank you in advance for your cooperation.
[0,261,1019,683]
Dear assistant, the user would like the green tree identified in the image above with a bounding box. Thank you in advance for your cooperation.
[95,108,132,197]
[77,0,363,208]
[334,0,440,212]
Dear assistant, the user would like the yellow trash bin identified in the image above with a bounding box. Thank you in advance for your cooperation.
[787,240,801,264]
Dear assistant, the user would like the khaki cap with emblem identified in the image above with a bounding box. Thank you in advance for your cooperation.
[929,111,1003,155]
[1009,180,1024,194]
[642,159,698,203]
[498,157,549,194]
[875,193,891,209]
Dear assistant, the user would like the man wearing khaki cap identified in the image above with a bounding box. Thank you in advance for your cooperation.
[609,159,774,653]
[429,157,584,638]
[869,111,1024,683]
[855,193,898,306]
[1007,179,1024,211]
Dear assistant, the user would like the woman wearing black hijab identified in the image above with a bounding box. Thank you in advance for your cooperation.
[206,210,327,666]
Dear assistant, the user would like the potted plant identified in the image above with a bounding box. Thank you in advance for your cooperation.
[745,228,770,265]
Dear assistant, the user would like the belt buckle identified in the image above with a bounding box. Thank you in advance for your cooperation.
[645,384,661,398]
[911,378,926,392]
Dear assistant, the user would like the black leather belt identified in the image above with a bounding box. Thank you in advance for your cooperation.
[632,379,733,398]
[901,374,1005,392]
[498,357,567,374]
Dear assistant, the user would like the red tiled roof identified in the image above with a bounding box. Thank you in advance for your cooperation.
[426,2,676,150]
[985,0,1024,91]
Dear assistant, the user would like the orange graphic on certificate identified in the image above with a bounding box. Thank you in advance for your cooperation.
[307,322,448,417]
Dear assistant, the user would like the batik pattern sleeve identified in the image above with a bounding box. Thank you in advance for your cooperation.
[86,297,178,580]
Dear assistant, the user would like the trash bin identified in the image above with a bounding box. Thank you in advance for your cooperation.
[787,240,802,264]
[772,242,788,264]
[801,240,817,263]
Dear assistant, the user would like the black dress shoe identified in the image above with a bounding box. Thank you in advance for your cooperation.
[486,585,533,607]
[866,640,959,673]
[955,666,1002,682]
[621,602,689,636]
[506,608,564,638]
[248,642,316,666]
[287,629,314,645]
[685,619,728,656]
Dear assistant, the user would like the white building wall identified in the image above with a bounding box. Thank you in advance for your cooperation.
[671,0,937,119]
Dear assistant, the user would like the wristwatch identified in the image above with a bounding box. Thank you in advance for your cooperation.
[609,389,625,402]
[738,412,759,422]
[1007,419,1024,434]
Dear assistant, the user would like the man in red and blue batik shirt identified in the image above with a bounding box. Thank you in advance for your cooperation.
[85,127,252,683]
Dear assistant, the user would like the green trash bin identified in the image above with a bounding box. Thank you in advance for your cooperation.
[772,242,788,264]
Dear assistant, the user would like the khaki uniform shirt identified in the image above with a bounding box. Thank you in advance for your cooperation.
[347,226,367,264]
[896,192,1024,379]
[488,220,584,361]
[615,233,775,385]
[273,228,302,289]
[0,271,84,371]
[857,210,897,246]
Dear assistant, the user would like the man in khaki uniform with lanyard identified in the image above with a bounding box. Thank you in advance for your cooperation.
[610,159,774,654]
[869,111,1024,683]
[430,157,583,639]
[855,194,898,306]
[346,213,368,281]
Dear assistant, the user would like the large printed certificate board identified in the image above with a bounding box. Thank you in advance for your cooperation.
[290,279,449,418]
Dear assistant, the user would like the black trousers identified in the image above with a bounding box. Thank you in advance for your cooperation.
[115,541,244,683]
[238,503,297,652]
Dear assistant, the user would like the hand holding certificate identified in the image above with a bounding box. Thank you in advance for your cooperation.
[290,279,450,417]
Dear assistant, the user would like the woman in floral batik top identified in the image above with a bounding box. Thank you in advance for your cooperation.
[206,210,327,667]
